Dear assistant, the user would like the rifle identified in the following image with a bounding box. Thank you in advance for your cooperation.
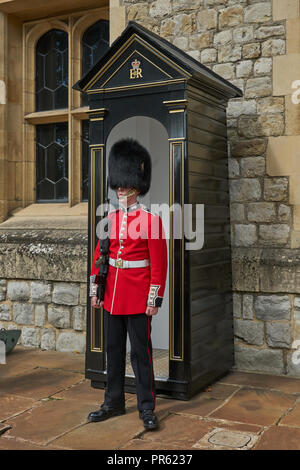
[94,180,111,306]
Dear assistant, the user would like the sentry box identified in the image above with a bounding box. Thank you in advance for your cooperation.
[74,21,242,400]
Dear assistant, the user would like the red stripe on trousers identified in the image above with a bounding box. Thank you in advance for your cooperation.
[147,316,155,408]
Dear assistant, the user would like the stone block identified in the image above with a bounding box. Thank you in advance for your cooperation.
[230,138,267,157]
[41,328,56,350]
[233,292,242,318]
[73,305,86,331]
[240,157,265,177]
[233,26,254,44]
[238,114,284,138]
[236,60,253,78]
[228,158,240,178]
[255,25,286,40]
[48,305,70,329]
[242,294,254,320]
[218,44,242,63]
[264,178,288,201]
[0,303,11,321]
[197,9,218,31]
[278,205,291,223]
[254,58,272,76]
[244,77,272,99]
[234,319,264,346]
[21,327,39,348]
[243,43,261,59]
[247,202,276,223]
[52,283,79,306]
[31,281,52,303]
[219,6,243,29]
[230,203,245,222]
[230,178,261,202]
[13,303,34,325]
[189,32,211,49]
[266,322,292,348]
[201,48,217,64]
[34,304,46,327]
[234,344,284,374]
[214,29,232,45]
[257,97,284,114]
[7,281,30,301]
[174,13,195,34]
[254,295,291,321]
[262,39,286,57]
[259,224,290,245]
[234,224,257,247]
[160,18,175,37]
[149,0,171,18]
[56,332,85,353]
[244,3,272,23]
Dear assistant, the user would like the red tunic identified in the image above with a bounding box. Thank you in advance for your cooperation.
[90,202,168,315]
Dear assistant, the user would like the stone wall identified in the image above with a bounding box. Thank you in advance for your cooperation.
[122,0,300,377]
[0,227,87,353]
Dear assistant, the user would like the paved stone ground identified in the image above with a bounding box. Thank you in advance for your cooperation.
[0,346,300,450]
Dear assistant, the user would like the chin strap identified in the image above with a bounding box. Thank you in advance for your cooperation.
[118,188,138,200]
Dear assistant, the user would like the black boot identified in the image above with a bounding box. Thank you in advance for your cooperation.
[88,404,126,422]
[139,409,159,430]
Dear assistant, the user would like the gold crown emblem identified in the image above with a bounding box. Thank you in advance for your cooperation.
[131,58,141,69]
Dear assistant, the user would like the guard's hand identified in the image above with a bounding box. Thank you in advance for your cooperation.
[145,306,158,316]
[91,296,103,309]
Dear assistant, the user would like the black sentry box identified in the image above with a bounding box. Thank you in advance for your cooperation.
[73,21,242,400]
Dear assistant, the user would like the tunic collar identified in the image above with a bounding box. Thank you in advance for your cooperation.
[119,201,140,213]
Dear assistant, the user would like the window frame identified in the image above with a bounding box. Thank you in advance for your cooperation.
[23,8,109,207]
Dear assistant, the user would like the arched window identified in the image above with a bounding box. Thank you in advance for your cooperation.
[81,20,109,200]
[82,19,109,78]
[36,29,68,111]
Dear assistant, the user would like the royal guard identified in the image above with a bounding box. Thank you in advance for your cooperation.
[88,138,168,430]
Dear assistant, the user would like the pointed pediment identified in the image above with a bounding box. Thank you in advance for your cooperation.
[74,21,242,99]
[79,33,191,93]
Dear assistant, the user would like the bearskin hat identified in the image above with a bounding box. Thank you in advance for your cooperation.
[108,138,152,196]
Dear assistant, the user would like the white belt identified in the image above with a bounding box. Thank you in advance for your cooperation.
[109,257,150,269]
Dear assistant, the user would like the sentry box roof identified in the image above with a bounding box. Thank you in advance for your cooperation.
[74,20,243,100]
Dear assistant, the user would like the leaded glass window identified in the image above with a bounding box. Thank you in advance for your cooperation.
[36,123,68,201]
[36,29,68,111]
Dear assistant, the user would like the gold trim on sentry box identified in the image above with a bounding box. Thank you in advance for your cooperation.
[100,49,173,89]
[169,140,185,362]
[87,78,186,94]
[83,33,191,92]
[90,146,104,353]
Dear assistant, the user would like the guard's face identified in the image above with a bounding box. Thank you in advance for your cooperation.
[116,187,133,199]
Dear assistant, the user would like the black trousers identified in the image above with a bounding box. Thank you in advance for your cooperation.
[103,309,156,412]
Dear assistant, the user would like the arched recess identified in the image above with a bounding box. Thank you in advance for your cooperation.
[105,115,170,379]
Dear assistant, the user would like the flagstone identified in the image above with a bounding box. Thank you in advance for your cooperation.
[220,371,300,395]
[50,408,147,450]
[0,393,36,421]
[253,425,300,450]
[279,401,300,427]
[5,399,93,445]
[0,368,83,400]
[210,387,296,426]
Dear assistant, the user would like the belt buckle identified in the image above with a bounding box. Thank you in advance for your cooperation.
[115,258,123,268]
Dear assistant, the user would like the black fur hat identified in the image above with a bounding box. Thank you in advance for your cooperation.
[108,138,152,196]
